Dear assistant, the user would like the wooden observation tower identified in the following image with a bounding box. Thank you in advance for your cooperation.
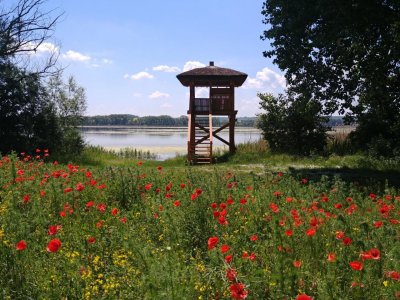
[177,62,247,164]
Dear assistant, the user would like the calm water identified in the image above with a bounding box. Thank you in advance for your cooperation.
[81,126,262,160]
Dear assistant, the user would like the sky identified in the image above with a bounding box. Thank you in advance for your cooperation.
[10,0,286,117]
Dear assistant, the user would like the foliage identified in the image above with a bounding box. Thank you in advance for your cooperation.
[82,115,257,127]
[257,93,328,155]
[46,73,87,157]
[261,0,400,156]
[0,154,399,299]
[0,62,62,154]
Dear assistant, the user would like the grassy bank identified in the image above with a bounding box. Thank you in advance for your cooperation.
[0,148,399,299]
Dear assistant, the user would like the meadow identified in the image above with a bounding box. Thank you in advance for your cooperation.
[0,149,399,299]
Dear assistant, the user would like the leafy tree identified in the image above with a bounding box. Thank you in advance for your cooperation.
[46,73,87,156]
[0,62,61,154]
[257,93,328,155]
[261,0,400,156]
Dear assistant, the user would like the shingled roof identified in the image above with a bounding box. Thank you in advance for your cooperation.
[177,62,247,87]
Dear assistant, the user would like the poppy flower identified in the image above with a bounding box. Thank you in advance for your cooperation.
[173,200,180,207]
[296,294,313,300]
[23,194,30,203]
[343,237,352,245]
[349,261,363,271]
[87,237,96,244]
[250,235,258,241]
[293,260,302,268]
[48,225,60,235]
[47,239,62,253]
[306,227,316,237]
[64,187,73,194]
[75,182,85,192]
[86,201,95,208]
[220,244,230,253]
[226,268,237,281]
[120,217,127,223]
[207,236,218,250]
[229,283,248,300]
[111,208,119,215]
[225,255,233,264]
[16,240,27,251]
[373,221,383,228]
[285,229,293,237]
[327,253,336,262]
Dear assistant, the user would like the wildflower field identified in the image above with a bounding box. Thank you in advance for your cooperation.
[0,152,399,299]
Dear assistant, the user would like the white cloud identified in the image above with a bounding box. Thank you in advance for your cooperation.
[102,58,113,64]
[36,42,59,53]
[148,91,170,99]
[237,96,263,117]
[62,50,91,62]
[153,65,181,73]
[20,42,59,55]
[131,71,154,80]
[123,73,130,79]
[243,67,286,91]
[182,61,206,72]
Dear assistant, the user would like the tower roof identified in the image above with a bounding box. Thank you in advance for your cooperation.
[177,61,247,87]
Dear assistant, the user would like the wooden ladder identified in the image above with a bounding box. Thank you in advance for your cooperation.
[191,115,212,164]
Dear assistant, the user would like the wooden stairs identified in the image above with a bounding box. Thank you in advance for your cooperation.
[189,115,213,164]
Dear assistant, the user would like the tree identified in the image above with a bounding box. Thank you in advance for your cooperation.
[0,0,60,72]
[257,93,328,155]
[261,0,400,156]
[0,62,61,154]
[46,73,87,156]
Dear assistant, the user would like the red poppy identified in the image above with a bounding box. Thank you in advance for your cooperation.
[87,237,96,244]
[120,217,127,223]
[47,239,61,253]
[250,235,258,241]
[75,182,85,192]
[343,237,352,245]
[48,225,60,235]
[296,294,313,300]
[273,191,281,197]
[173,200,180,207]
[59,211,66,217]
[225,255,233,264]
[306,227,316,237]
[327,253,336,262]
[269,202,279,213]
[111,208,119,215]
[285,229,293,237]
[86,201,95,208]
[226,268,237,281]
[349,261,363,271]
[293,260,302,268]
[207,236,218,250]
[16,240,27,251]
[335,231,345,239]
[385,271,400,281]
[97,203,106,213]
[179,183,185,188]
[220,244,230,253]
[229,283,248,300]
[145,183,153,191]
[23,194,30,203]
[64,187,73,194]
[373,221,383,228]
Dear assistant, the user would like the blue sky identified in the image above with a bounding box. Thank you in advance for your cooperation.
[23,0,286,117]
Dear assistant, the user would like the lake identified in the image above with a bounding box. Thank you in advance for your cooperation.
[80,126,262,160]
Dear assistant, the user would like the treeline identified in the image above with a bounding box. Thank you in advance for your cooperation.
[82,114,258,127]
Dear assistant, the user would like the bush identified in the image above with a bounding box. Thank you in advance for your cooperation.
[257,93,328,156]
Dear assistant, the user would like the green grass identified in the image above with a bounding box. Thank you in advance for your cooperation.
[0,152,399,299]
